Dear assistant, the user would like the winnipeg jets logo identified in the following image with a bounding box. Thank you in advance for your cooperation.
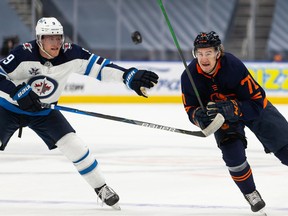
[62,42,72,53]
[22,43,32,53]
[29,67,40,76]
[28,76,58,99]
[34,77,51,95]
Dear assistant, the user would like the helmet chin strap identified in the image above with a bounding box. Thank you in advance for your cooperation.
[36,40,55,59]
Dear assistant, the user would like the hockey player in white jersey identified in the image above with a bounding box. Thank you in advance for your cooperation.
[0,17,159,210]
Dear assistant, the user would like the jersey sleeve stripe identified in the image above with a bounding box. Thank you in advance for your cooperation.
[84,54,99,76]
[96,59,111,80]
[96,56,104,65]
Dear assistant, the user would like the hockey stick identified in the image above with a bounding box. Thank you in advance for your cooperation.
[157,0,204,110]
[41,103,224,137]
[157,0,224,133]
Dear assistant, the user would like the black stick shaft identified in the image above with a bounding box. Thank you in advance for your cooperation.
[43,103,205,137]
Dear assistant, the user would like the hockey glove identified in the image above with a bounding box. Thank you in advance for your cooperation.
[206,100,241,122]
[10,83,42,112]
[192,107,216,130]
[123,68,159,97]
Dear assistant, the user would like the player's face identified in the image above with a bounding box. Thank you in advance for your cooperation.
[40,35,62,59]
[195,47,219,74]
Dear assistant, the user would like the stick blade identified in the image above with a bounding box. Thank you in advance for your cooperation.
[202,113,225,137]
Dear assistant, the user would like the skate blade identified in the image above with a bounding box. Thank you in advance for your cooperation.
[111,203,121,210]
[258,208,267,216]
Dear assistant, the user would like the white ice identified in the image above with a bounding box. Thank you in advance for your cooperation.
[0,103,287,216]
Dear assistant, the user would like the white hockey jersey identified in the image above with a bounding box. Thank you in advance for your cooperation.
[0,40,128,115]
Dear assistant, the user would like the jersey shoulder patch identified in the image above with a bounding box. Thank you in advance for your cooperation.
[62,42,72,53]
[22,42,33,53]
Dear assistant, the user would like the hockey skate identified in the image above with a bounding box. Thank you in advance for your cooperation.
[244,190,266,213]
[95,184,120,210]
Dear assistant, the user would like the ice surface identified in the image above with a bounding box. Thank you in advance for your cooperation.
[0,104,287,215]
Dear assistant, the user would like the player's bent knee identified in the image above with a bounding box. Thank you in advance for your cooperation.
[274,145,288,165]
[217,131,247,148]
[56,132,88,162]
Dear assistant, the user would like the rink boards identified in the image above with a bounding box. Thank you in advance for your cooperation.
[60,61,288,104]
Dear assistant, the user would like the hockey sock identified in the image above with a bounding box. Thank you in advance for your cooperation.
[56,132,106,189]
[220,139,255,194]
[228,161,256,194]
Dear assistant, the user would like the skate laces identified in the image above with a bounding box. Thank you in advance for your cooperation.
[97,185,116,206]
[245,191,262,205]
